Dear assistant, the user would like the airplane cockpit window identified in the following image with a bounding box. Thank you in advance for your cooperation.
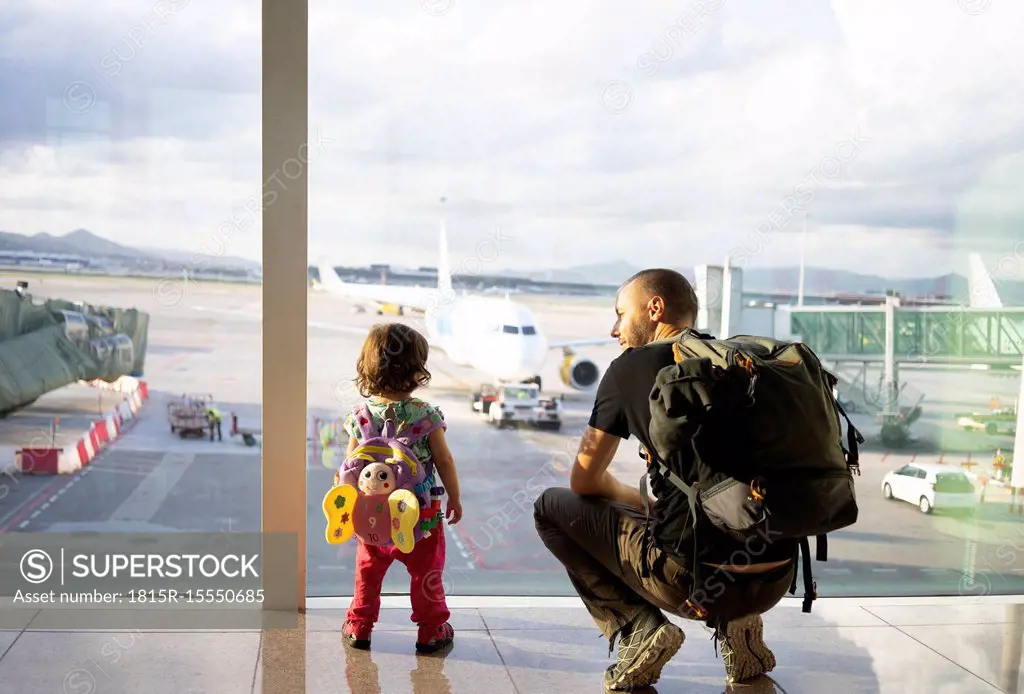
[522,326,536,335]
[502,325,520,334]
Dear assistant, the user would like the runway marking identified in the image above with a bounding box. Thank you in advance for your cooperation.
[110,452,197,522]
[871,568,899,573]
[0,470,85,532]
[87,467,152,477]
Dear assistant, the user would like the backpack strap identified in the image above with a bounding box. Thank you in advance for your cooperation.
[351,403,379,440]
[393,410,446,448]
[789,537,817,613]
[636,444,701,580]
[835,401,864,475]
[381,403,398,439]
[672,331,722,363]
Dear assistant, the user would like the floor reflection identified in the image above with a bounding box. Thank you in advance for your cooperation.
[342,642,453,694]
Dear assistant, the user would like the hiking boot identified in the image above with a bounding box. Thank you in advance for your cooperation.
[416,622,454,654]
[342,620,372,649]
[720,614,775,683]
[603,610,685,691]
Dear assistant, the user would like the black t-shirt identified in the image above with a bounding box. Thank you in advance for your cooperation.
[588,340,796,565]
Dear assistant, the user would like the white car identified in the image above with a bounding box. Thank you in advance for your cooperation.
[881,462,977,514]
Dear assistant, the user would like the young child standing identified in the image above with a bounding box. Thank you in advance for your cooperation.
[340,323,463,654]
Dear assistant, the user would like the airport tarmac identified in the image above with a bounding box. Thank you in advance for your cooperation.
[1,272,1023,603]
[0,384,125,467]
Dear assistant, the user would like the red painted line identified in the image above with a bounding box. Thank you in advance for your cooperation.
[454,523,489,569]
[0,400,143,533]
[881,452,890,463]
[477,561,559,572]
[0,475,74,532]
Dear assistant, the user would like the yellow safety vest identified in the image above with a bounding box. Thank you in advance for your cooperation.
[206,407,222,422]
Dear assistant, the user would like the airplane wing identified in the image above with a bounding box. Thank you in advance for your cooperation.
[547,337,618,350]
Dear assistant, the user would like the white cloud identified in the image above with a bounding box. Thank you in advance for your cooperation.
[1,0,1023,279]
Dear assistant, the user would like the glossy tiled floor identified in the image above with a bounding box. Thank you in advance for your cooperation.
[0,596,1020,693]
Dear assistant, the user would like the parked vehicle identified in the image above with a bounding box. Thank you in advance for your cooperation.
[471,382,561,430]
[881,462,977,514]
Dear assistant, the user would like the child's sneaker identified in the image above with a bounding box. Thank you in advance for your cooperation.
[416,622,454,653]
[342,620,372,649]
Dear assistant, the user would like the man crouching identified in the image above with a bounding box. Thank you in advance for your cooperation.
[534,268,796,690]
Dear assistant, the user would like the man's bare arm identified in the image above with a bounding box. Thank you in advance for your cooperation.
[569,426,644,509]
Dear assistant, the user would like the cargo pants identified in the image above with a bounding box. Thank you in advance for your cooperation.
[534,487,795,650]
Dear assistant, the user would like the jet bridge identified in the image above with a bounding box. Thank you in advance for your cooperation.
[776,293,1024,446]
[0,283,149,416]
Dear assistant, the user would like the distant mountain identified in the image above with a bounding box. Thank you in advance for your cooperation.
[0,229,145,258]
[0,232,27,251]
[527,261,652,285]
[0,229,259,271]
[543,261,1024,305]
[58,229,155,259]
[0,229,152,259]
[136,246,261,272]
[740,267,1024,304]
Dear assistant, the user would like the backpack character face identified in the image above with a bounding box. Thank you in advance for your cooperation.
[357,462,396,495]
[322,402,447,553]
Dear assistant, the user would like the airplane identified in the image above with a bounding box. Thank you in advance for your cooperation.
[313,223,617,392]
[963,251,1021,374]
[311,263,431,316]
[967,251,1004,309]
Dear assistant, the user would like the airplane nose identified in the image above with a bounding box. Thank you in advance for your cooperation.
[507,336,541,372]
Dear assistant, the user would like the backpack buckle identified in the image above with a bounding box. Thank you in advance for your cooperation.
[744,373,758,406]
[748,478,766,502]
[685,598,707,619]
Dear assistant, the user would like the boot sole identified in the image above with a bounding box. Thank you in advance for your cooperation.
[724,615,775,683]
[604,623,685,691]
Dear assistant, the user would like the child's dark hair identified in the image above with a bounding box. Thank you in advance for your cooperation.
[355,323,432,397]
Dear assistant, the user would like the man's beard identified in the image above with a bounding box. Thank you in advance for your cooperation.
[625,322,656,348]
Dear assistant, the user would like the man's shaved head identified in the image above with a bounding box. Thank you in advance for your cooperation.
[611,268,698,348]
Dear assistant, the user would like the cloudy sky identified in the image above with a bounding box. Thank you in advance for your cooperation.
[1,0,1023,279]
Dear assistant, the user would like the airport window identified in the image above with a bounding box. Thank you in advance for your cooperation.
[0,2,262,556]
[305,2,1024,606]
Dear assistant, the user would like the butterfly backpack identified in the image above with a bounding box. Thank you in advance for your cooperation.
[322,402,446,553]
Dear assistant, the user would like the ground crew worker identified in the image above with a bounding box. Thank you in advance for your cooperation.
[994,449,1007,482]
[205,405,223,442]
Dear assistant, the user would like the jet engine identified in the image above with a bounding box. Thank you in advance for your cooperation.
[559,353,600,390]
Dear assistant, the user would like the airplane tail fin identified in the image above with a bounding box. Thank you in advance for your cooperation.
[437,211,452,296]
[967,253,1003,308]
[316,259,347,293]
